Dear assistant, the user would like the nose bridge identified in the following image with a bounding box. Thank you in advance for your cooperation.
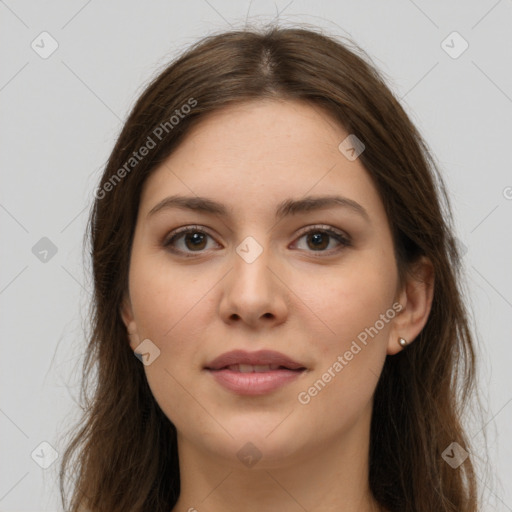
[219,232,288,326]
[232,233,274,298]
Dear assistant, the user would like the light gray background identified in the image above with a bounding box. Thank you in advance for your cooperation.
[1,1,511,510]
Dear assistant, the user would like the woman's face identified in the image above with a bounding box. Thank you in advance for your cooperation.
[122,99,407,468]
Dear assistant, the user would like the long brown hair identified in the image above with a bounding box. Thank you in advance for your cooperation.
[59,25,481,511]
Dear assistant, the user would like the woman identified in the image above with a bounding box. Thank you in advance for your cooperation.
[60,25,480,511]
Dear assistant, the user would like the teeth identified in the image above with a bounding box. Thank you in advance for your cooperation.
[246,364,265,373]
[227,364,281,372]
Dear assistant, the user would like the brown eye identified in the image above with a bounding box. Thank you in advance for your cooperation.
[182,232,207,251]
[306,232,330,250]
[163,226,220,256]
[293,226,351,254]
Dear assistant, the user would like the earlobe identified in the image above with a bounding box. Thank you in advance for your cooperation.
[120,295,140,350]
[387,256,435,355]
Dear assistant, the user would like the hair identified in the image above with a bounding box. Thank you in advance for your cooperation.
[59,24,481,512]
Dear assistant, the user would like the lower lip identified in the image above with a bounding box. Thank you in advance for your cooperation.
[206,368,305,395]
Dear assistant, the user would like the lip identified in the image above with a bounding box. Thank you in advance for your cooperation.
[204,349,305,371]
[204,349,307,396]
[207,368,305,395]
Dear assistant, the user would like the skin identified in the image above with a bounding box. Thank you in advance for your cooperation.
[121,99,434,512]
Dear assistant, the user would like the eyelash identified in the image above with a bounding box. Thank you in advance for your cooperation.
[162,224,352,258]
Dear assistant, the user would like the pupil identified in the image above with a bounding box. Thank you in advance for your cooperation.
[186,233,206,250]
[308,232,328,250]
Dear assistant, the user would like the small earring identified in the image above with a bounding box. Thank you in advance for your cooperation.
[398,337,408,347]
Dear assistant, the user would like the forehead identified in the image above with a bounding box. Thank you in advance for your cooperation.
[171,99,346,165]
[138,99,385,224]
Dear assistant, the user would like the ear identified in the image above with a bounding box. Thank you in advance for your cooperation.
[120,294,141,351]
[387,256,435,355]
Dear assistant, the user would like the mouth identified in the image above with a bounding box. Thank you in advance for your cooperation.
[204,350,307,395]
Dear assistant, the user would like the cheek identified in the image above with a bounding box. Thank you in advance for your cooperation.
[128,252,223,407]
[294,264,396,426]
[129,249,205,338]
[291,252,397,422]
[298,250,397,352]
[127,256,212,425]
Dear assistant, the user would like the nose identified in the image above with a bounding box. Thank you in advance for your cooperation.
[218,242,289,329]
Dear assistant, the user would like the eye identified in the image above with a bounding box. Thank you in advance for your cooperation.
[163,225,220,256]
[292,225,351,254]
[162,224,351,257]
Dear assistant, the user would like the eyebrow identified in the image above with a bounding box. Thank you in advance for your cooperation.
[147,194,370,222]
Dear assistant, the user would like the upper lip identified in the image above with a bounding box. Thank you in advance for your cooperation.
[204,350,306,371]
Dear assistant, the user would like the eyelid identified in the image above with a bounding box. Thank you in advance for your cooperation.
[162,224,218,247]
[293,224,350,242]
